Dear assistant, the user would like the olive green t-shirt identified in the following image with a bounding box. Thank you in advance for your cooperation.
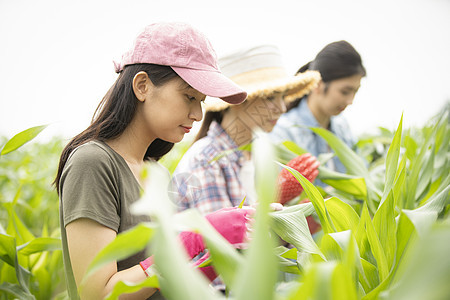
[59,140,160,299]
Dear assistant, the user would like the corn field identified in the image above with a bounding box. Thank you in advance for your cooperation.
[0,108,449,300]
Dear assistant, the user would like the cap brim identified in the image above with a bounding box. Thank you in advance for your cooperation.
[171,67,247,104]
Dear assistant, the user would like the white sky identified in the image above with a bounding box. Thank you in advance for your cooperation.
[1,0,449,142]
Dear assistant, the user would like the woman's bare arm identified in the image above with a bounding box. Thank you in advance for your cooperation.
[66,218,157,299]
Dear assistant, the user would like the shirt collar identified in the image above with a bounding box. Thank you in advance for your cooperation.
[208,120,244,163]
[294,98,321,127]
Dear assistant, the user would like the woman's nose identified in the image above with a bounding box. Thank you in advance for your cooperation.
[346,95,355,106]
[189,101,203,122]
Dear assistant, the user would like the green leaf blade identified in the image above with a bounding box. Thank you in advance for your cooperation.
[1,125,48,155]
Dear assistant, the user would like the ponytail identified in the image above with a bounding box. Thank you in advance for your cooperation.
[296,61,312,75]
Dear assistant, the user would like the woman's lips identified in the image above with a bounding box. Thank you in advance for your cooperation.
[268,119,278,126]
[181,126,192,133]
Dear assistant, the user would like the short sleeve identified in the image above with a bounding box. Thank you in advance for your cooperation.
[60,144,121,231]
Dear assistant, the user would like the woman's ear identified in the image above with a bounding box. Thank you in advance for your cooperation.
[314,80,326,94]
[132,71,152,102]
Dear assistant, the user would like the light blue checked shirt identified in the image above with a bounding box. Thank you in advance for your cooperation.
[172,121,248,214]
[270,99,356,184]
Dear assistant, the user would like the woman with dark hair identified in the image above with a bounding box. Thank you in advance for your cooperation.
[172,45,321,214]
[54,22,253,299]
[270,40,366,183]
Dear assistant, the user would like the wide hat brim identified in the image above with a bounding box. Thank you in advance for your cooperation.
[205,69,321,112]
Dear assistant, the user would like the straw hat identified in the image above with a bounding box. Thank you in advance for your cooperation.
[205,44,321,111]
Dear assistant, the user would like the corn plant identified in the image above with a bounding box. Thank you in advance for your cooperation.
[276,108,449,217]
[0,126,66,300]
[1,109,448,299]
[82,113,449,299]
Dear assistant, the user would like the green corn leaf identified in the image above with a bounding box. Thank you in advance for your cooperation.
[0,233,17,267]
[33,267,51,300]
[84,223,155,280]
[322,177,367,199]
[309,127,381,213]
[17,237,61,256]
[234,132,279,300]
[282,140,308,156]
[288,262,335,300]
[0,282,35,300]
[105,276,159,300]
[317,166,367,195]
[238,197,246,208]
[273,142,297,164]
[386,222,450,300]
[327,230,351,259]
[373,190,396,272]
[390,210,420,285]
[0,125,48,155]
[381,115,402,205]
[433,108,449,155]
[403,134,417,162]
[0,233,32,295]
[289,261,357,300]
[325,197,360,232]
[325,230,365,294]
[415,146,435,201]
[355,204,375,266]
[402,210,438,238]
[276,246,298,260]
[359,258,379,294]
[331,263,358,300]
[405,124,434,209]
[4,203,35,246]
[133,163,221,300]
[365,209,439,300]
[361,204,389,282]
[433,118,449,180]
[309,127,368,176]
[393,155,407,209]
[414,182,450,216]
[270,206,324,259]
[277,162,336,234]
[320,233,344,262]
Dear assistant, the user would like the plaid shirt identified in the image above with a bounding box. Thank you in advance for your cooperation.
[172,121,247,214]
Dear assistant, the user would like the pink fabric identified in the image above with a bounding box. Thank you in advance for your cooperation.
[114,22,247,104]
[141,207,252,282]
[139,255,154,272]
[205,207,252,247]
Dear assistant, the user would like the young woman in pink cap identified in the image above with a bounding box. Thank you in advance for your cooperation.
[54,22,252,299]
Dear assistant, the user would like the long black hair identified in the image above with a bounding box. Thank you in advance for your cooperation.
[288,40,366,110]
[54,64,178,191]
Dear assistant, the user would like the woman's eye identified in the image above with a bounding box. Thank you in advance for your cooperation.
[186,95,196,101]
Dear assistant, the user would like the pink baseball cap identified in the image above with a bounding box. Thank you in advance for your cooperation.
[114,22,247,105]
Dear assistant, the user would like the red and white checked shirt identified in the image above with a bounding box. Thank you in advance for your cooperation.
[172,121,249,214]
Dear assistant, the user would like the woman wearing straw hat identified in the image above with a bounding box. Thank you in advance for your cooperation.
[172,44,321,215]
[270,40,366,187]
